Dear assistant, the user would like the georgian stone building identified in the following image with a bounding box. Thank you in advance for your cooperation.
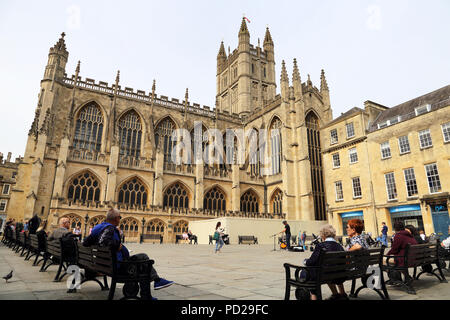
[8,18,333,242]
[322,85,450,239]
[0,152,20,232]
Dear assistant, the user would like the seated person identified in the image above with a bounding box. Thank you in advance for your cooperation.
[182,231,189,241]
[187,230,198,244]
[440,226,450,249]
[405,224,433,273]
[346,219,369,251]
[301,225,346,300]
[48,217,72,240]
[83,208,173,299]
[386,221,417,266]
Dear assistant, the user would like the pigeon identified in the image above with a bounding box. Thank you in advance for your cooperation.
[3,270,13,283]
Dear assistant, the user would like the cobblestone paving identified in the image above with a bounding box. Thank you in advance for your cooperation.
[1,243,449,300]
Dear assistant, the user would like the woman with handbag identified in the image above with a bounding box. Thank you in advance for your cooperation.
[214,222,225,253]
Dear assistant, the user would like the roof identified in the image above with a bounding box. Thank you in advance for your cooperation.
[324,107,364,128]
[369,85,450,132]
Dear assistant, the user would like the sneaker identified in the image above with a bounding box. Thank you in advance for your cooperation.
[325,294,341,300]
[154,278,174,290]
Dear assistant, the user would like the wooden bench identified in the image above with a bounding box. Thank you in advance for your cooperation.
[142,234,163,244]
[81,245,155,300]
[25,233,47,266]
[238,235,258,245]
[75,242,109,292]
[40,237,78,282]
[382,241,447,294]
[284,247,389,300]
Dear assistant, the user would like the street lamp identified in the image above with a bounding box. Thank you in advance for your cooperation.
[84,213,89,239]
[140,217,146,244]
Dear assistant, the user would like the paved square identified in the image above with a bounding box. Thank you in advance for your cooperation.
[1,243,449,300]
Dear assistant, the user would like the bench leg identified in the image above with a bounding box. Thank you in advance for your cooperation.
[349,279,357,297]
[380,270,390,300]
[103,276,109,290]
[108,279,117,300]
[54,261,65,282]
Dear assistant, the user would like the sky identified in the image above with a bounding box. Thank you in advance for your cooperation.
[0,0,449,160]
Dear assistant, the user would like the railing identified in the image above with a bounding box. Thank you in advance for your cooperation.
[203,165,231,179]
[68,148,107,164]
[163,162,194,175]
[118,155,153,170]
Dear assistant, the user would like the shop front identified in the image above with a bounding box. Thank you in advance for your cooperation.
[431,203,449,239]
[340,210,364,236]
[389,204,424,231]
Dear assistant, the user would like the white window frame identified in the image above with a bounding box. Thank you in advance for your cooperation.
[385,172,397,201]
[352,177,362,199]
[418,129,433,149]
[335,181,344,201]
[441,122,450,143]
[398,135,411,155]
[425,163,442,194]
[403,168,418,197]
[330,129,338,145]
[348,148,358,164]
[0,200,7,212]
[346,123,355,139]
[414,104,431,116]
[2,184,10,195]
[332,153,341,168]
[380,141,391,159]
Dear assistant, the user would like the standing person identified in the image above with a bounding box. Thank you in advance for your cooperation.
[298,230,303,247]
[28,214,41,235]
[278,221,291,250]
[381,222,388,247]
[83,208,173,299]
[301,231,307,250]
[214,222,225,253]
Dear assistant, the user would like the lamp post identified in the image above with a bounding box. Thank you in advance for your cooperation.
[140,217,146,244]
[84,213,89,239]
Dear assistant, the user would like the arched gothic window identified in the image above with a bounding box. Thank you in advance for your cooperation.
[240,189,260,213]
[204,187,226,211]
[173,220,189,234]
[118,177,148,207]
[118,110,142,158]
[270,118,282,175]
[163,182,189,209]
[120,218,139,239]
[248,128,260,176]
[271,189,283,214]
[61,214,83,230]
[306,111,326,221]
[155,117,176,164]
[88,215,105,229]
[190,124,208,163]
[145,219,165,234]
[73,103,104,151]
[67,171,101,203]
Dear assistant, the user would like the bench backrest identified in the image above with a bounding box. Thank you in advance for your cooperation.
[90,245,116,276]
[405,241,439,267]
[317,248,384,282]
[29,234,39,250]
[76,242,93,269]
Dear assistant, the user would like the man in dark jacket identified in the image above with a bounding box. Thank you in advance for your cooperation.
[83,208,173,299]
[28,214,41,235]
[387,221,417,267]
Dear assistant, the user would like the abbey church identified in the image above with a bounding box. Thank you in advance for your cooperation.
[7,18,334,242]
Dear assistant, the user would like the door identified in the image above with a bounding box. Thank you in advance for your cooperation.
[431,204,449,239]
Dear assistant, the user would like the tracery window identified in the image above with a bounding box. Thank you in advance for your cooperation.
[271,189,283,214]
[67,171,101,203]
[146,219,165,234]
[61,214,83,230]
[240,189,260,213]
[118,177,148,207]
[155,117,176,164]
[73,103,104,151]
[163,183,189,209]
[88,215,105,229]
[118,110,142,158]
[248,128,260,176]
[204,187,226,211]
[306,112,326,221]
[173,220,189,234]
[119,218,139,239]
[269,118,282,175]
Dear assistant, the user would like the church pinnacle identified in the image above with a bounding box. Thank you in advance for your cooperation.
[320,69,329,92]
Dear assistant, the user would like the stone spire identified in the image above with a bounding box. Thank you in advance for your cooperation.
[320,69,329,92]
[239,17,250,36]
[114,70,120,94]
[292,58,301,82]
[263,27,273,45]
[183,88,189,123]
[292,58,303,99]
[218,41,226,58]
[217,41,227,72]
[39,109,51,135]
[281,60,289,83]
[51,32,68,56]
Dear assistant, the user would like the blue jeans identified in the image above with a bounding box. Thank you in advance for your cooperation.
[215,237,224,252]
[381,234,388,247]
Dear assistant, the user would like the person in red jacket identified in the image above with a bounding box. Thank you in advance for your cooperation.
[387,221,417,267]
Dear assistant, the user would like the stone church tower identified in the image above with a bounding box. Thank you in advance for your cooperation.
[8,19,333,242]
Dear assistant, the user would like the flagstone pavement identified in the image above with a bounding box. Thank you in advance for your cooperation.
[1,242,449,300]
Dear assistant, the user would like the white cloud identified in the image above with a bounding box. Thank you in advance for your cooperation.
[366,5,382,31]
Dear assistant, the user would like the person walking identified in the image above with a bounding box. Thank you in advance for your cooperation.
[214,222,225,253]
[381,222,388,247]
[301,231,307,250]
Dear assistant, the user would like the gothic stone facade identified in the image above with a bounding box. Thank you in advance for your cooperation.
[8,19,333,242]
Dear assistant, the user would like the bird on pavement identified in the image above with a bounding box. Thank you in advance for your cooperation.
[3,270,13,283]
